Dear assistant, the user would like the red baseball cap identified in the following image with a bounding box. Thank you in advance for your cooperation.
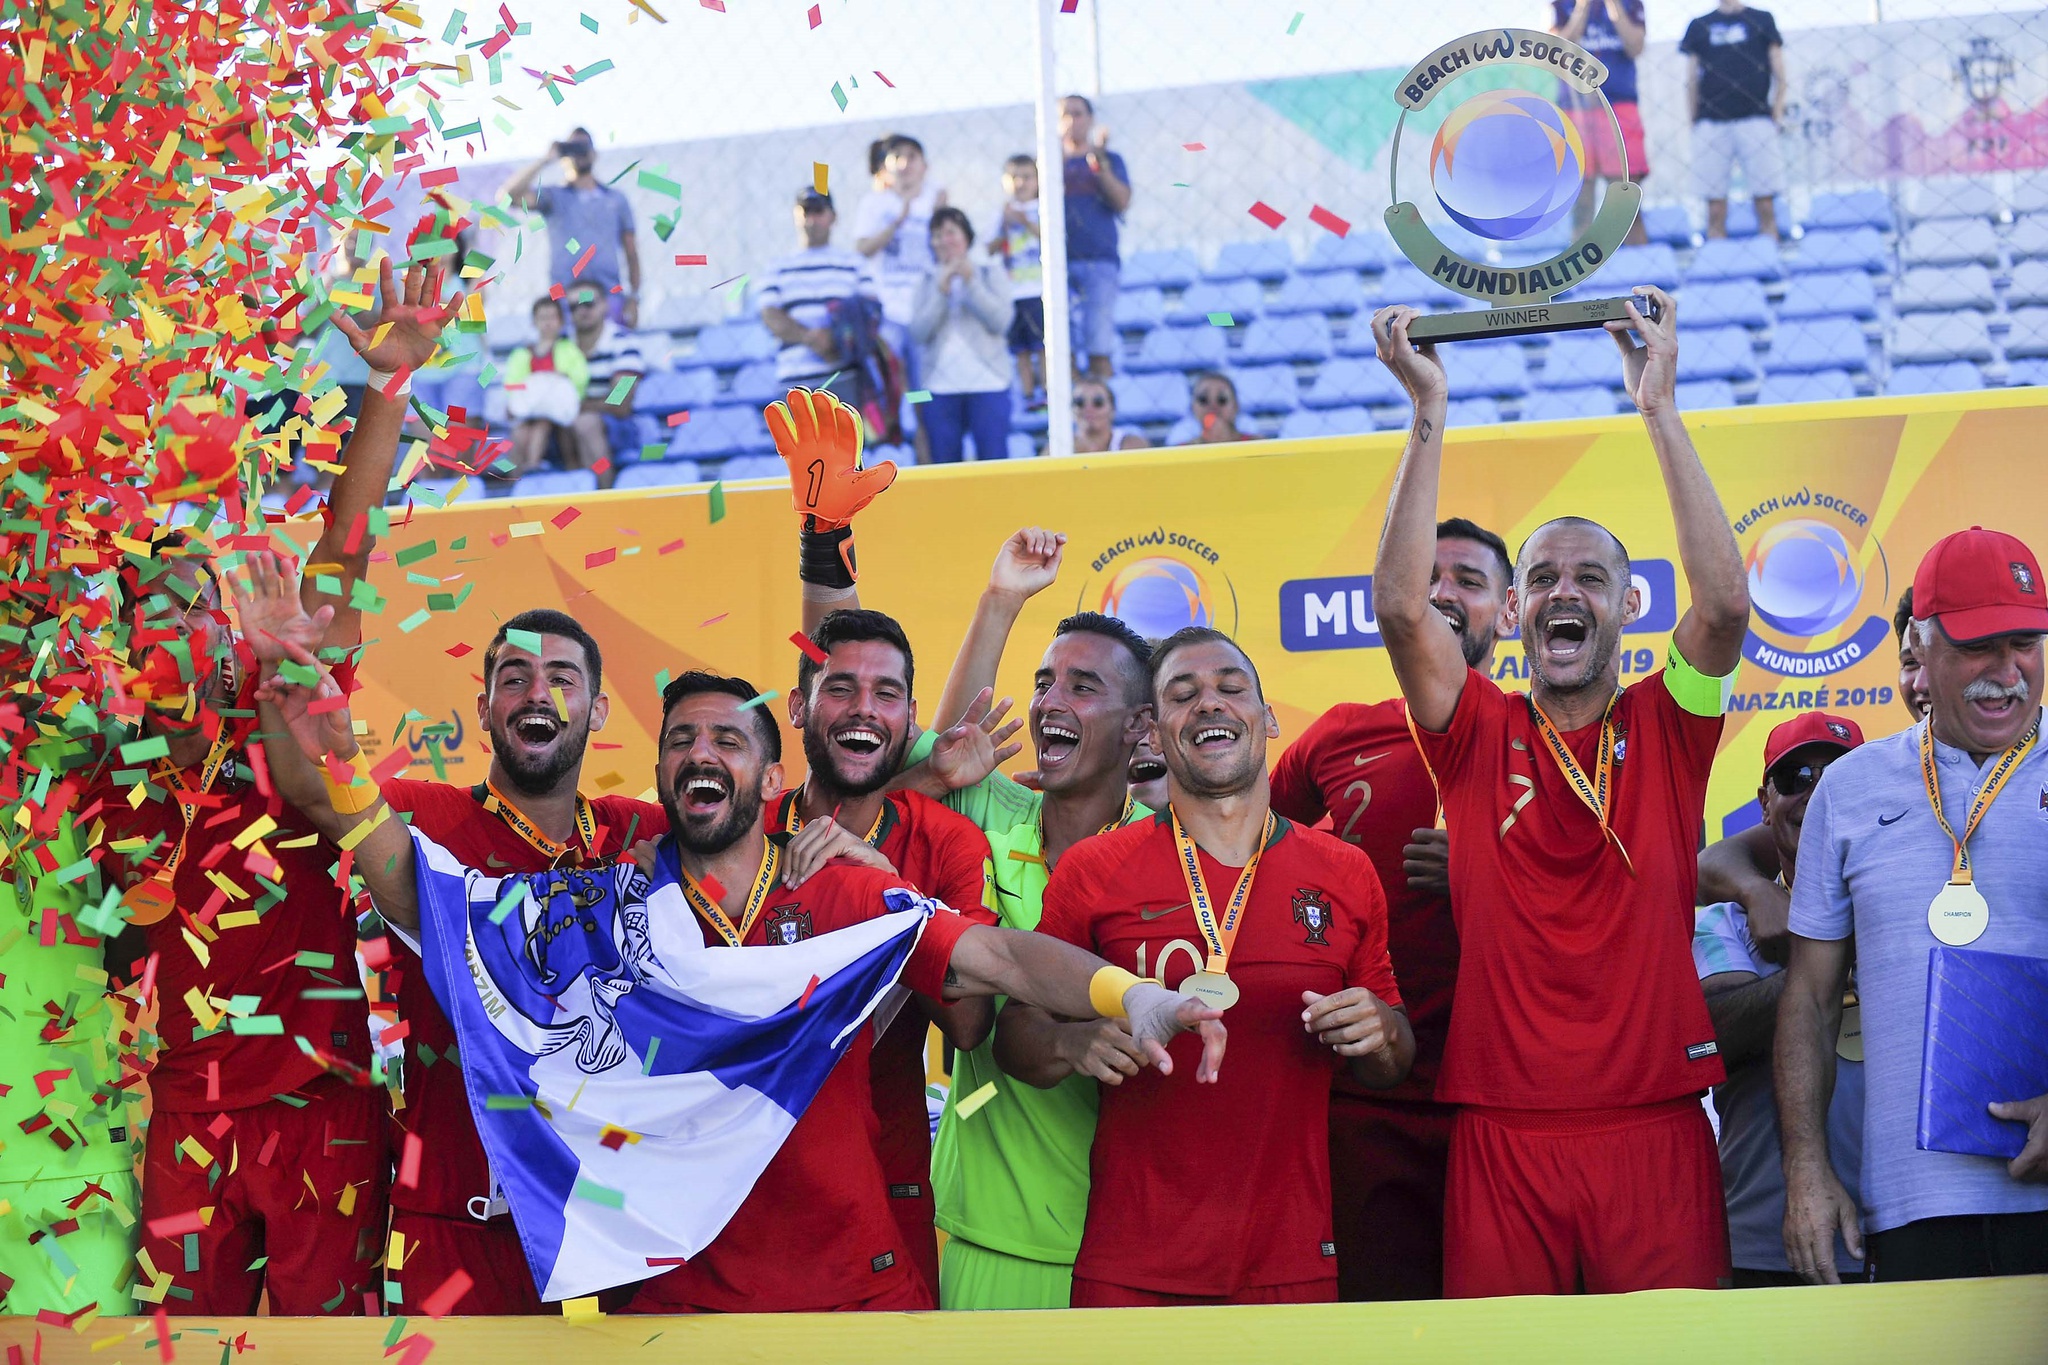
[1912,527,2048,643]
[1762,711,1864,781]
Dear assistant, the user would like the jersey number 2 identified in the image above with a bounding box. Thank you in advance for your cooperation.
[1339,778,1372,844]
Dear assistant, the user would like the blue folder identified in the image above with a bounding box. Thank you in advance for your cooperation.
[1918,946,2048,1160]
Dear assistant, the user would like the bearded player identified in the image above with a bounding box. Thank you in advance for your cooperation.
[1371,288,1750,1296]
[251,641,1225,1313]
[90,260,457,1315]
[1268,515,1513,1302]
[1002,628,1412,1306]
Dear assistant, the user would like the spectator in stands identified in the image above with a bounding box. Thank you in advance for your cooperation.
[503,127,643,325]
[1176,371,1257,445]
[1060,95,1131,381]
[1550,0,1650,246]
[1072,376,1148,454]
[911,207,1012,464]
[567,280,648,486]
[505,296,593,475]
[855,133,947,457]
[759,186,876,400]
[1681,1,1787,240]
[991,154,1046,409]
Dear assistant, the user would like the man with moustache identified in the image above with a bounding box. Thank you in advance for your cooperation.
[1371,288,1751,1296]
[1268,516,1514,1301]
[245,621,1225,1313]
[889,527,1157,1310]
[1002,627,1412,1306]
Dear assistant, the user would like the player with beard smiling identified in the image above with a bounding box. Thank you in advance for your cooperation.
[1001,627,1412,1306]
[1370,289,1751,1297]
[1267,515,1513,1302]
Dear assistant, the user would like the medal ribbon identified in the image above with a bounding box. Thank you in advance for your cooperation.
[782,787,886,847]
[1528,692,1636,878]
[153,730,237,884]
[482,778,598,866]
[678,840,783,947]
[1918,715,2038,884]
[1169,806,1276,975]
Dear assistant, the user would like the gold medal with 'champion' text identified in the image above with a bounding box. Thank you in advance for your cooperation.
[1168,807,1275,1012]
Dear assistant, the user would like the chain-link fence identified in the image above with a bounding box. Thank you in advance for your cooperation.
[351,0,2047,505]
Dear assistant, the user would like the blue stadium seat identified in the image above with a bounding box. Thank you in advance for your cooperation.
[1606,244,1682,291]
[2011,260,2048,308]
[1886,361,1985,395]
[1110,372,1191,423]
[1305,233,1390,275]
[439,370,486,419]
[2004,307,2048,359]
[1113,287,1166,332]
[723,359,782,407]
[1793,227,1889,275]
[1520,386,1621,422]
[668,405,773,459]
[1538,332,1622,389]
[1280,405,1372,440]
[1229,365,1300,415]
[1238,314,1332,365]
[1127,325,1228,373]
[1763,316,1871,373]
[1005,432,1040,460]
[1803,189,1894,234]
[613,459,705,491]
[2013,177,2048,217]
[1173,279,1262,325]
[1444,397,1501,427]
[1903,178,2000,224]
[1379,265,1469,311]
[1777,271,1880,321]
[1303,357,1402,409]
[2007,215,2048,265]
[1675,379,1738,409]
[1446,343,1529,399]
[1900,219,2001,268]
[1209,240,1295,283]
[1686,236,1783,282]
[1893,265,1996,313]
[684,321,778,369]
[511,469,599,499]
[633,368,717,416]
[1891,310,1995,364]
[1639,204,1697,247]
[1680,325,1761,382]
[1010,389,1048,434]
[2008,358,2048,387]
[1268,271,1364,316]
[1121,249,1201,290]
[1680,279,1772,328]
[1757,369,1858,405]
[1723,200,1760,238]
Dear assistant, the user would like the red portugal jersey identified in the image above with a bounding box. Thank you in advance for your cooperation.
[1412,669,1726,1110]
[89,668,368,1113]
[1037,812,1401,1297]
[627,859,975,1313]
[379,779,665,1218]
[1270,697,1456,1104]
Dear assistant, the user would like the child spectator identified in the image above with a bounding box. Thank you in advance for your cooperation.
[504,296,591,474]
[990,154,1045,409]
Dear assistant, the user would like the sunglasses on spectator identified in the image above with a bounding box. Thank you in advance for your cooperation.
[1073,395,1110,410]
[1768,760,1833,798]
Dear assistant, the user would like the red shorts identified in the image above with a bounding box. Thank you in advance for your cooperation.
[142,1076,387,1316]
[620,1268,932,1314]
[1444,1097,1729,1298]
[1070,1277,1337,1308]
[1568,100,1650,181]
[389,1210,546,1315]
[1330,1093,1454,1301]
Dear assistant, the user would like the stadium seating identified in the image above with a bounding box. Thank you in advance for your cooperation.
[2009,358,2048,387]
[1228,365,1301,415]
[723,359,783,407]
[1279,405,1371,440]
[667,404,773,459]
[2011,260,2048,308]
[1679,326,1761,382]
[613,460,705,491]
[1443,397,1500,427]
[1208,240,1294,283]
[1303,357,1402,409]
[1268,270,1364,316]
[1174,279,1262,325]
[1005,432,1040,460]
[1722,201,1760,238]
[1890,311,1995,364]
[1686,235,1783,282]
[1444,343,1529,399]
[440,370,486,419]
[1127,324,1228,373]
[1900,219,2001,268]
[1903,177,2001,223]
[1777,271,1880,321]
[1757,368,1859,404]
[1111,372,1192,423]
[1680,278,1772,328]
[1237,314,1332,365]
[2009,216,2048,264]
[2004,307,2048,359]
[1674,379,1738,409]
[1606,244,1682,291]
[1892,265,1997,313]
[1887,360,1985,395]
[1803,189,1894,234]
[1121,249,1201,290]
[1114,287,1166,333]
[1763,316,1873,374]
[634,368,717,416]
[2013,177,2048,217]
[1793,227,1890,274]
[1521,386,1621,422]
[1304,232,1390,275]
[1381,267,1469,311]
[717,454,788,479]
[1639,204,1697,247]
[682,321,777,369]
[1538,332,1624,388]
[1010,390,1048,434]
[512,469,599,499]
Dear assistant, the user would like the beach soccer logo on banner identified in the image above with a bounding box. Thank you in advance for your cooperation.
[1733,490,1892,678]
[1079,527,1239,639]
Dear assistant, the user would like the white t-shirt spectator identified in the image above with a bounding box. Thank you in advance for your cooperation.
[756,246,877,386]
[580,320,649,404]
[853,185,942,326]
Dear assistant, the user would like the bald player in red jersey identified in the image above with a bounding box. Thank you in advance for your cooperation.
[1003,627,1414,1306]
[1269,516,1515,1302]
[92,262,458,1315]
[1370,290,1750,1296]
[252,652,1223,1314]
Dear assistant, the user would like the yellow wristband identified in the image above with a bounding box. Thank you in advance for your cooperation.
[1088,965,1144,1019]
[322,749,380,815]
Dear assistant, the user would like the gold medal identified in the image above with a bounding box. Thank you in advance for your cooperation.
[1168,806,1274,1013]
[125,731,236,927]
[1179,969,1240,1011]
[1917,716,2035,948]
[1928,881,1990,947]
[481,779,598,865]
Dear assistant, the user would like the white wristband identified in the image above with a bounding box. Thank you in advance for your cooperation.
[366,368,412,399]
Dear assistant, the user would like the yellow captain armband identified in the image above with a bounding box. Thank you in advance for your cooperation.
[1088,965,1145,1020]
[322,749,382,815]
[1665,638,1737,719]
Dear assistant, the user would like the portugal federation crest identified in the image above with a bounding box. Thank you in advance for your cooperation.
[1293,889,1332,947]
[764,905,813,945]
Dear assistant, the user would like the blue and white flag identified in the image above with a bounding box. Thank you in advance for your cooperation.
[405,829,930,1301]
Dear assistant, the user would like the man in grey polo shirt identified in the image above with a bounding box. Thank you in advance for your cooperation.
[1779,526,2048,1283]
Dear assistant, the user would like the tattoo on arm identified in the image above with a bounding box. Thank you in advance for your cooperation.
[1418,419,1434,443]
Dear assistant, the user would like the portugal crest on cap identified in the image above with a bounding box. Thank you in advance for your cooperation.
[2012,562,2036,595]
[1827,721,1851,741]
[1293,889,1332,946]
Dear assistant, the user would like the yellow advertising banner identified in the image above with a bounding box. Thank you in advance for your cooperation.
[349,387,2047,843]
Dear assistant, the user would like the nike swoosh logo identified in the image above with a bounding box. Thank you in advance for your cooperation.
[1138,902,1190,921]
[1354,751,1391,767]
[1877,810,1910,827]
